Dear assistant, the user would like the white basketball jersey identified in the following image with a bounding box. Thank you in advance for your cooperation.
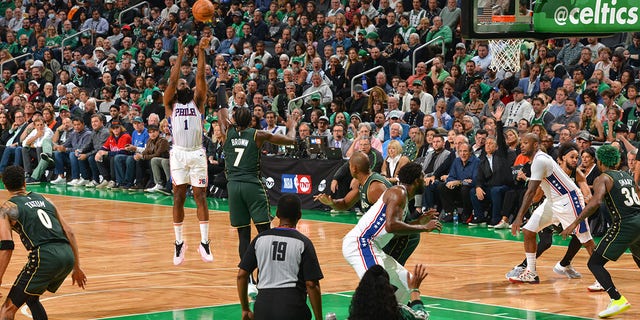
[530,150,582,202]
[171,101,203,149]
[345,191,408,248]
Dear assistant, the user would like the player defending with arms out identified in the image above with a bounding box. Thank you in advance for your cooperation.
[218,77,297,295]
[342,162,442,303]
[508,134,596,284]
[561,145,640,318]
[315,152,422,265]
[0,165,86,319]
[164,36,213,265]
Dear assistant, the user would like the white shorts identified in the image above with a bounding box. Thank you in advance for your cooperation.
[523,193,592,243]
[169,147,207,187]
[342,236,410,303]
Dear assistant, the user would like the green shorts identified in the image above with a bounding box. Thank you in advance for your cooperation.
[14,243,74,295]
[596,216,640,261]
[227,180,272,228]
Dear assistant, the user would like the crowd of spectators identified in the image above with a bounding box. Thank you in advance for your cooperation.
[0,0,639,230]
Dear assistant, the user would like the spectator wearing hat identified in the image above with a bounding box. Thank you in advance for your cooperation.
[503,87,533,127]
[575,131,593,152]
[140,75,160,109]
[452,42,472,73]
[538,75,556,99]
[380,110,410,143]
[410,79,435,114]
[342,83,366,114]
[94,118,132,189]
[116,116,148,190]
[314,115,332,137]
[76,32,95,57]
[406,62,428,92]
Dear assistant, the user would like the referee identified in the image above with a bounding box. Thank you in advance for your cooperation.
[237,194,323,320]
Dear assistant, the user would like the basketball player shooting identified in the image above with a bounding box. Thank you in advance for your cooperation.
[164,36,213,265]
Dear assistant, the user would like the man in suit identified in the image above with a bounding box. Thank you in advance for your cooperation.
[0,110,28,173]
[518,64,541,98]
[328,123,352,158]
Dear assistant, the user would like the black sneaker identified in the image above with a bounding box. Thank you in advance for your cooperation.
[40,153,55,165]
[25,177,40,185]
[468,216,487,226]
[440,213,453,223]
[158,188,173,196]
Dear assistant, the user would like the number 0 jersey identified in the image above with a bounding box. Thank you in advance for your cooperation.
[8,192,69,250]
[171,101,203,150]
[223,126,261,183]
[603,170,640,223]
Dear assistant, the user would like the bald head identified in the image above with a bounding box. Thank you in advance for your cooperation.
[350,151,371,175]
[524,133,540,144]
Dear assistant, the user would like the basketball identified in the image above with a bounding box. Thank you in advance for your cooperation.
[192,0,215,22]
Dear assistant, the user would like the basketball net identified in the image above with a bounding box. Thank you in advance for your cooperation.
[488,39,524,73]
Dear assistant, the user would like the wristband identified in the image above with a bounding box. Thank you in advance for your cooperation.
[410,288,420,294]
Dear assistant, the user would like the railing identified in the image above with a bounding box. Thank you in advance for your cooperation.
[287,83,329,113]
[412,36,445,72]
[61,28,92,49]
[118,1,149,25]
[350,65,384,97]
[0,53,33,75]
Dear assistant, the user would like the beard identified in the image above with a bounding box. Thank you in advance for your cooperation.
[176,88,194,105]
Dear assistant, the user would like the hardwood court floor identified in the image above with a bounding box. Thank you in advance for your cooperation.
[0,190,637,319]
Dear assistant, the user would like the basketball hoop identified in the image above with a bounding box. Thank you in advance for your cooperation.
[488,38,524,73]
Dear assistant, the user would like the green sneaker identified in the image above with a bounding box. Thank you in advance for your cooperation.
[599,295,630,318]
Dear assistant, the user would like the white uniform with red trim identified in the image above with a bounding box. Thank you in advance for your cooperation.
[342,190,410,303]
[524,150,592,243]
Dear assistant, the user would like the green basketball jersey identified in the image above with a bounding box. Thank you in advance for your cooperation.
[358,173,392,212]
[224,126,262,183]
[8,192,69,250]
[603,170,640,222]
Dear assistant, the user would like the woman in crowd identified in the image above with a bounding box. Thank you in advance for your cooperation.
[580,102,605,142]
[43,49,61,76]
[384,34,410,62]
[381,140,410,185]
[603,106,624,142]
[304,44,319,71]
[594,47,613,82]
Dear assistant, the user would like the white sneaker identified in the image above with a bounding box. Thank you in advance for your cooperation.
[248,283,258,301]
[493,220,510,229]
[588,280,605,292]
[75,178,88,186]
[173,241,187,266]
[553,262,582,279]
[599,295,631,318]
[51,176,66,184]
[508,269,540,284]
[106,180,116,189]
[67,178,80,186]
[85,180,97,188]
[96,180,109,189]
[145,184,162,193]
[505,265,526,279]
[197,241,214,262]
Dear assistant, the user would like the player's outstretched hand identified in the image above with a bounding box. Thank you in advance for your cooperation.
[418,208,439,224]
[407,264,428,290]
[313,194,333,206]
[177,36,184,55]
[492,105,505,121]
[72,268,87,289]
[424,219,442,233]
[559,223,577,240]
[199,36,211,50]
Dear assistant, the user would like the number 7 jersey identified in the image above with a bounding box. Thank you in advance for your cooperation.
[223,126,261,183]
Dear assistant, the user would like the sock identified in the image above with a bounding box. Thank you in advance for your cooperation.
[607,287,622,300]
[526,252,537,272]
[199,221,209,244]
[173,223,183,244]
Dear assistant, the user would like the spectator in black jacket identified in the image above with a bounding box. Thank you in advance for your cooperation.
[470,106,516,226]
[420,133,454,211]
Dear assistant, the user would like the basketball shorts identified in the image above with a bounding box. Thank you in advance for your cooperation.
[523,193,592,243]
[12,243,74,295]
[342,236,410,303]
[595,215,640,261]
[170,147,207,187]
[227,180,271,228]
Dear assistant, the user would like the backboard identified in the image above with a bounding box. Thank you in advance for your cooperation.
[461,0,639,40]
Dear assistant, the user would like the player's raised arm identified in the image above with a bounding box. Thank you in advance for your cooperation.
[164,36,185,116]
[0,202,16,286]
[194,36,209,113]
